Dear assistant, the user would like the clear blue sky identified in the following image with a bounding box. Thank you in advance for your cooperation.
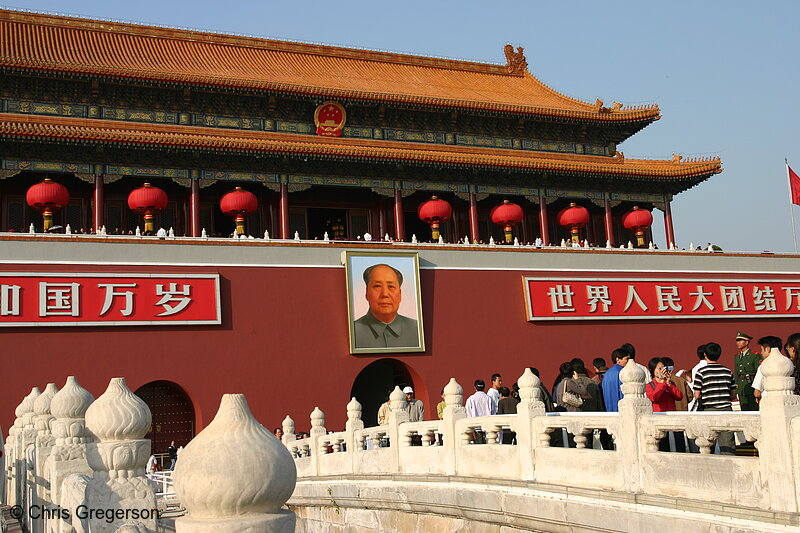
[5,1,799,251]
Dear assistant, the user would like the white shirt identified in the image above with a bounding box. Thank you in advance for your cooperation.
[752,348,780,392]
[487,387,500,409]
[751,366,764,393]
[465,390,496,417]
[691,360,708,382]
[146,455,158,474]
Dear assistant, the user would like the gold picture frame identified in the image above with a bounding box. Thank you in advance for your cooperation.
[344,250,425,354]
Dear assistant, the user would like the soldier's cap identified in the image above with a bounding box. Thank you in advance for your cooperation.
[735,331,753,341]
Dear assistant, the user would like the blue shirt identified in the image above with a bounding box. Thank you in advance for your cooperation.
[601,364,624,412]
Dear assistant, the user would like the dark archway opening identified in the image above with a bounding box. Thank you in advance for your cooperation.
[351,359,413,427]
[135,380,196,456]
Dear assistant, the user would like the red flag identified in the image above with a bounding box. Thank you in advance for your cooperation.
[790,165,800,206]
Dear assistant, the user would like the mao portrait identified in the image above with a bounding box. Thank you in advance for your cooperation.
[345,252,424,354]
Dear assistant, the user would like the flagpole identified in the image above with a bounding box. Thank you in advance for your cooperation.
[787,158,798,253]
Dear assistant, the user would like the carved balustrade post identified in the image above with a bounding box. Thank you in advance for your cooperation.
[515,368,545,480]
[618,361,650,494]
[82,378,157,533]
[5,388,37,507]
[308,407,326,476]
[345,397,363,463]
[386,386,409,473]
[46,376,94,533]
[441,378,465,475]
[31,382,58,533]
[281,415,296,447]
[757,351,800,512]
[19,386,41,529]
[174,394,296,533]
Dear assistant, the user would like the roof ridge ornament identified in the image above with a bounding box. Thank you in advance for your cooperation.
[504,44,527,75]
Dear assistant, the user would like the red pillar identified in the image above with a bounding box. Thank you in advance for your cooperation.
[93,173,104,231]
[664,200,676,248]
[378,201,387,239]
[538,194,550,246]
[604,199,615,247]
[586,212,595,246]
[468,192,479,243]
[393,189,405,241]
[279,183,289,239]
[190,178,200,237]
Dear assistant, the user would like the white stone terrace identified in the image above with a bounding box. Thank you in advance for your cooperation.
[281,355,800,533]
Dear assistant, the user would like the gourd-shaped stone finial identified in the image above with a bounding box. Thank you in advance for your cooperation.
[34,382,59,433]
[517,368,541,402]
[22,387,42,428]
[346,397,362,421]
[389,386,407,411]
[174,394,297,518]
[310,407,325,429]
[443,378,463,407]
[620,360,647,398]
[85,377,151,442]
[51,376,94,420]
[15,390,32,419]
[34,383,58,416]
[761,348,795,395]
[282,415,295,436]
[21,387,41,415]
[51,376,94,443]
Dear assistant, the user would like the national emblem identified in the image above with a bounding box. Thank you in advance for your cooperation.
[314,101,347,137]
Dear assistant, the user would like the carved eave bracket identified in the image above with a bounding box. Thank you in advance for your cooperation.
[371,187,395,198]
[588,198,605,209]
[0,170,22,180]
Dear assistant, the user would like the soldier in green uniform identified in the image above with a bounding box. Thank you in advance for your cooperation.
[734,331,761,411]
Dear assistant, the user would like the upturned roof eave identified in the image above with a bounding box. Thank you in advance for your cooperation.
[1,60,661,124]
[0,114,719,182]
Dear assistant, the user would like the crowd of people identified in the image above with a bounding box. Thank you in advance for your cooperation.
[351,331,800,452]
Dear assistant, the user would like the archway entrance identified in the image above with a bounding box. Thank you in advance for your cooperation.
[351,359,414,427]
[135,380,195,457]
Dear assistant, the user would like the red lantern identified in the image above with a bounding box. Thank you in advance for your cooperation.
[557,202,590,243]
[26,179,69,231]
[417,196,452,241]
[128,183,168,233]
[622,205,654,247]
[490,200,524,243]
[220,187,258,236]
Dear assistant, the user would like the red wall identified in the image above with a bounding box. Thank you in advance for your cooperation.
[2,263,797,438]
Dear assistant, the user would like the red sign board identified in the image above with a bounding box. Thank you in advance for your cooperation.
[0,273,221,326]
[524,277,800,321]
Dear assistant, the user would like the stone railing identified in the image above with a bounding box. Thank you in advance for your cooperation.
[3,379,298,533]
[282,355,800,515]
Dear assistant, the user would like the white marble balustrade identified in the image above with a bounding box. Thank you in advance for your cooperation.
[282,353,800,515]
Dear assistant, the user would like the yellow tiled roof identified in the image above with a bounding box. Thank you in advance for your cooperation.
[0,9,660,122]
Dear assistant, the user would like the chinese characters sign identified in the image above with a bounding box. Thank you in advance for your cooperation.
[0,274,220,326]
[524,277,800,321]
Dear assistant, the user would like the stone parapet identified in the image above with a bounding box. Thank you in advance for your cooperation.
[283,362,800,529]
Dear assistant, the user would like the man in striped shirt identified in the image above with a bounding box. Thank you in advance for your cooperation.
[693,342,737,455]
